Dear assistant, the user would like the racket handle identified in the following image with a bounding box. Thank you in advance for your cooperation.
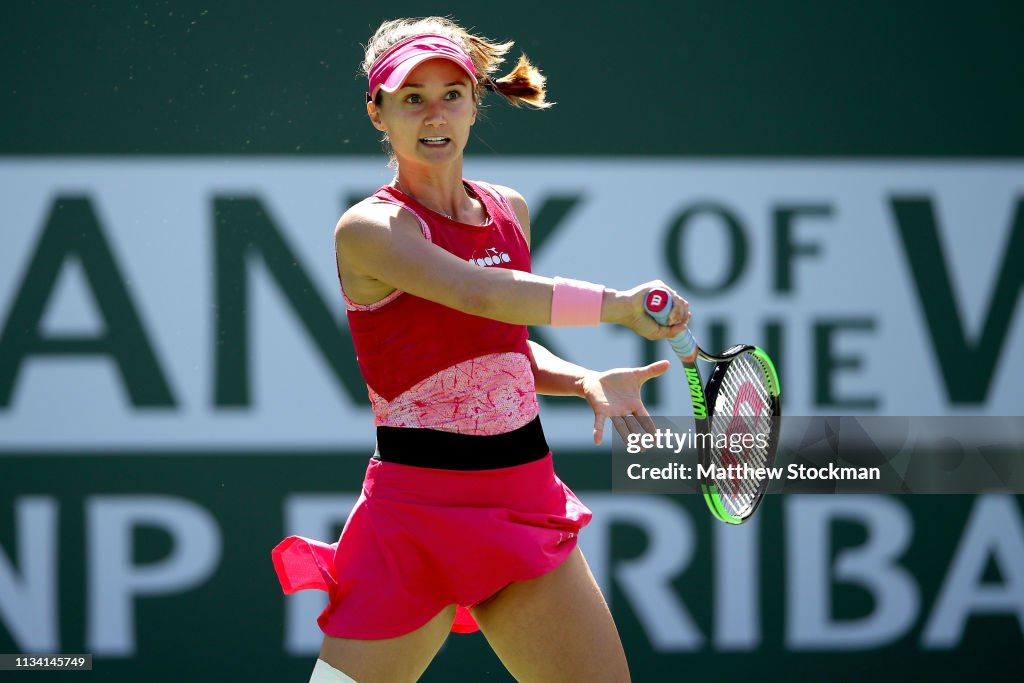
[644,288,698,361]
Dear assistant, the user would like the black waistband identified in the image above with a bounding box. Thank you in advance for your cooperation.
[374,415,550,470]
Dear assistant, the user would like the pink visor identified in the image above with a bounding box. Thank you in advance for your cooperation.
[367,33,477,101]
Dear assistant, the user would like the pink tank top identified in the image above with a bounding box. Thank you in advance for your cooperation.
[343,180,540,435]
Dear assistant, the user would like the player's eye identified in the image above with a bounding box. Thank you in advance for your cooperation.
[404,94,422,104]
[445,90,461,100]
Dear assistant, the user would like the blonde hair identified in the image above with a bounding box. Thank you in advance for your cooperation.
[362,16,551,109]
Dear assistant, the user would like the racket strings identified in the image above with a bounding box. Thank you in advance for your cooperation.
[709,352,773,516]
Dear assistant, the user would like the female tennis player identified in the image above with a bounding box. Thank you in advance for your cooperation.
[272,16,690,683]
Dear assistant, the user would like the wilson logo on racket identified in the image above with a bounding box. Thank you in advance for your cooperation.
[685,367,708,418]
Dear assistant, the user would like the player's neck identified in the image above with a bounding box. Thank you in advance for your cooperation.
[392,165,469,219]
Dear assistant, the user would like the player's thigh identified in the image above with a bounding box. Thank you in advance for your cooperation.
[469,546,631,683]
[317,604,456,683]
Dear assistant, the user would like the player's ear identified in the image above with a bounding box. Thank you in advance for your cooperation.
[367,100,385,131]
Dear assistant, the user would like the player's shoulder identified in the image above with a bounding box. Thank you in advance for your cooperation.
[483,182,528,217]
[335,196,416,240]
[478,182,530,239]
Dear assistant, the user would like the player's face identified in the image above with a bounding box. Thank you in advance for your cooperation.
[368,59,477,166]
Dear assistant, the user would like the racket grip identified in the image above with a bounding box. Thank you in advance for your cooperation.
[644,288,698,361]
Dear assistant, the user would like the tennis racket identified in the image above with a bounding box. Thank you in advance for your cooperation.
[644,288,782,524]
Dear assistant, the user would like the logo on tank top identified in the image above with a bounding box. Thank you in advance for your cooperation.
[468,247,512,267]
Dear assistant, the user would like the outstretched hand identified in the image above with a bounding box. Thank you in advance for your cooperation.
[581,360,671,445]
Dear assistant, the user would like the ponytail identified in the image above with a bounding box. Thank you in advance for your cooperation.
[482,54,551,109]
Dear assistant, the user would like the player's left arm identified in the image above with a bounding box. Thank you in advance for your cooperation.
[527,340,669,444]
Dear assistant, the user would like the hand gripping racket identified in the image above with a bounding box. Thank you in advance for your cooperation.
[644,288,782,524]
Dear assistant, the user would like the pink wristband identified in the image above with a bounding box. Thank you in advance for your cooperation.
[550,277,605,326]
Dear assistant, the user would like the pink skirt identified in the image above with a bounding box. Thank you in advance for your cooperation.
[271,452,592,639]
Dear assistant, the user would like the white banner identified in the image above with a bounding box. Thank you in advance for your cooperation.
[1,158,1021,450]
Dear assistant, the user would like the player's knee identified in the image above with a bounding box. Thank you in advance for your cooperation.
[309,658,359,683]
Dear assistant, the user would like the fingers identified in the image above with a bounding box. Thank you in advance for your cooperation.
[634,402,657,435]
[659,290,690,332]
[660,321,690,339]
[668,294,691,327]
[609,413,654,449]
[638,360,671,380]
[611,415,631,446]
[639,320,687,341]
[593,412,607,445]
[596,412,629,441]
[634,316,689,341]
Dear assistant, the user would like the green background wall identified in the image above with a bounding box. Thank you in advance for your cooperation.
[3,1,1023,157]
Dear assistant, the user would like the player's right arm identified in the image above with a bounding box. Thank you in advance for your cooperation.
[335,200,690,339]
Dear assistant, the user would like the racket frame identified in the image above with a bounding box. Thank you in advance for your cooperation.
[698,344,781,524]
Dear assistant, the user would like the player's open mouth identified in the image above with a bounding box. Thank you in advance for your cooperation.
[420,137,450,146]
